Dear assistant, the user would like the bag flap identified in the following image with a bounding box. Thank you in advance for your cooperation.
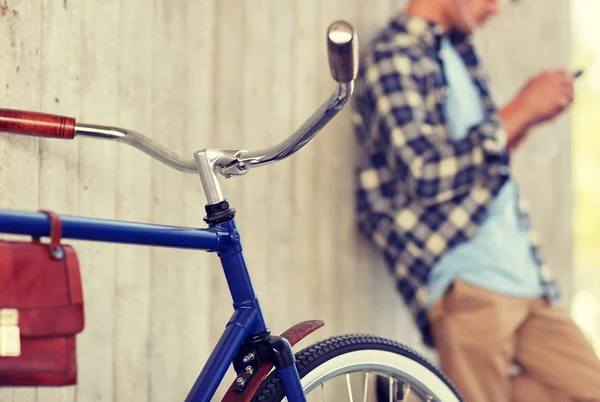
[0,241,84,337]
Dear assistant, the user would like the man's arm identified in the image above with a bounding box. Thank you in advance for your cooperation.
[499,70,575,151]
[499,97,532,150]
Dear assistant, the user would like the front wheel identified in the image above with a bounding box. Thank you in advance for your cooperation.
[251,334,462,402]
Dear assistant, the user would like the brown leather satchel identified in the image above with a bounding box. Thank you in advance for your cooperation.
[0,210,84,386]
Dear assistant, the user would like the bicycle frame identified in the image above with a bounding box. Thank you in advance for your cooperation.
[0,208,303,401]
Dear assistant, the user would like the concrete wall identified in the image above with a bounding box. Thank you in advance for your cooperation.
[0,0,570,400]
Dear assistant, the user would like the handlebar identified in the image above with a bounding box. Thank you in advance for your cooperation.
[0,20,359,205]
[228,21,357,173]
[73,124,197,173]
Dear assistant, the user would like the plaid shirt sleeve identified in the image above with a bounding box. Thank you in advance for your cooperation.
[365,47,510,207]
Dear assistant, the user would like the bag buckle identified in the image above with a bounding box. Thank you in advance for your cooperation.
[0,309,21,357]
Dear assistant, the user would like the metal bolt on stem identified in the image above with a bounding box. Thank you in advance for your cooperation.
[242,353,255,363]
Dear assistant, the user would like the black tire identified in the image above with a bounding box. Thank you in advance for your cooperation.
[251,334,462,401]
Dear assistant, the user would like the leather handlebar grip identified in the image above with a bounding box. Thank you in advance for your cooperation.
[327,20,359,83]
[0,109,75,139]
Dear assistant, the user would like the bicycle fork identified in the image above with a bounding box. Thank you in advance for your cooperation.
[278,365,306,401]
[183,309,306,402]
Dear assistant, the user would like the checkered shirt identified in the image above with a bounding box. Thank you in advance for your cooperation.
[352,13,561,348]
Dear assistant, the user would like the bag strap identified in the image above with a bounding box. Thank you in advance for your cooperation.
[39,210,64,260]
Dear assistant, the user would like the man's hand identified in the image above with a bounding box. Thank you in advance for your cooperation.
[516,69,574,124]
[500,69,574,150]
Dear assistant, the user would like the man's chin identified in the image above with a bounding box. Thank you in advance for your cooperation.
[456,19,486,34]
[455,24,477,34]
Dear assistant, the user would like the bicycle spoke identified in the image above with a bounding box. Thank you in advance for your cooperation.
[402,383,411,401]
[389,377,393,402]
[363,372,370,402]
[321,383,325,402]
[346,374,354,402]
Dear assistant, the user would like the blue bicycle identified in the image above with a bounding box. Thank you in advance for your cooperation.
[0,20,461,402]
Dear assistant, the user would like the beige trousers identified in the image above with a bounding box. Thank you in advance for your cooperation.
[428,280,600,402]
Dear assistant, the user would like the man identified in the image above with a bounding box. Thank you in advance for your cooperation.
[353,0,600,400]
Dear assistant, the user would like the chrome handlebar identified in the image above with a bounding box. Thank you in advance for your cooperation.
[240,82,354,168]
[192,81,354,204]
[209,82,353,178]
[77,78,353,177]
[76,20,359,205]
[75,124,198,173]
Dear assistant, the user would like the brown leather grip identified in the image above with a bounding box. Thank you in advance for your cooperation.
[0,109,75,139]
[327,20,359,83]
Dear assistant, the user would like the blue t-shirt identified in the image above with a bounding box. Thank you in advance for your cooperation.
[427,37,544,306]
